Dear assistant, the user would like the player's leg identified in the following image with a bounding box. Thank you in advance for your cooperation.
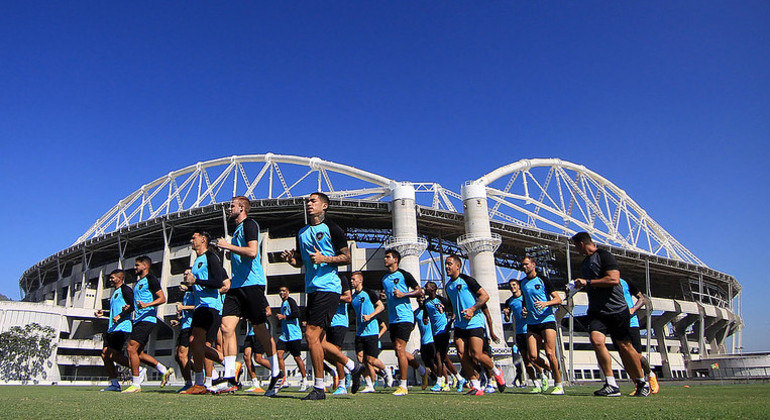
[589,328,620,397]
[541,328,563,394]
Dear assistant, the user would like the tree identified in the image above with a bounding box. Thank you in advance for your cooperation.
[0,323,56,384]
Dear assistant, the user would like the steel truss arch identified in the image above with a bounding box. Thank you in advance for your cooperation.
[474,158,705,266]
[76,153,460,244]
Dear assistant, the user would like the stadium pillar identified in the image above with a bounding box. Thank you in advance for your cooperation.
[698,274,707,356]
[653,311,677,378]
[161,221,172,302]
[388,182,426,354]
[458,181,505,349]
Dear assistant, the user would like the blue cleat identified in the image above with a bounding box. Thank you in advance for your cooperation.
[456,377,467,393]
[332,385,348,395]
[100,384,121,392]
[430,383,443,392]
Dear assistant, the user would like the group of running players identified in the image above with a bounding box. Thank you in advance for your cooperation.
[97,192,658,398]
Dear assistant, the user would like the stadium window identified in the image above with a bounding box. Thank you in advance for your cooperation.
[575,370,583,380]
[593,369,601,379]
[166,286,184,304]
[150,262,162,278]
[88,277,99,289]
[583,370,592,379]
[612,369,619,378]
[170,257,190,275]
[267,251,284,264]
[619,370,628,379]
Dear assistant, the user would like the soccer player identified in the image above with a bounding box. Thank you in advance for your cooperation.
[171,283,195,392]
[571,231,650,397]
[243,321,271,392]
[327,278,353,395]
[180,231,226,394]
[349,271,392,394]
[122,256,173,393]
[618,278,659,395]
[519,256,564,395]
[276,286,308,391]
[503,279,545,391]
[415,297,439,390]
[423,281,461,392]
[214,196,282,395]
[381,249,426,396]
[96,269,133,392]
[443,254,506,396]
[281,192,363,400]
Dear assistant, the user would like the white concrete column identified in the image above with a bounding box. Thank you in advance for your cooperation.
[387,182,427,353]
[459,182,505,349]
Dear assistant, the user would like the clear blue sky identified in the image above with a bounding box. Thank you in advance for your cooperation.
[1,2,767,350]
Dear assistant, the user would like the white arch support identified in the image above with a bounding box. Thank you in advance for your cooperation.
[475,158,705,266]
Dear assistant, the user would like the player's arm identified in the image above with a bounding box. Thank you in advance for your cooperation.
[340,280,352,304]
[310,222,351,265]
[535,278,562,310]
[463,276,489,319]
[216,219,259,259]
[502,297,512,322]
[629,282,646,315]
[119,285,135,318]
[281,235,304,268]
[363,291,385,322]
[392,270,423,299]
[137,276,166,309]
[193,252,225,289]
[378,321,387,339]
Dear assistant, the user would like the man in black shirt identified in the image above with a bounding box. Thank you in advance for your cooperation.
[571,231,649,397]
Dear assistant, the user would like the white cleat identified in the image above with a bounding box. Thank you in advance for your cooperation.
[360,385,376,393]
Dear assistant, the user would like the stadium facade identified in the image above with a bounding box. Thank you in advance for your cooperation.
[14,154,742,384]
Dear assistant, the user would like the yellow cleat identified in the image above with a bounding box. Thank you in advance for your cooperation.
[649,374,660,394]
[392,386,409,396]
[121,385,141,393]
[160,367,174,387]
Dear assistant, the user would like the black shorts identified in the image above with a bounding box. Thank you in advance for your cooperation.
[355,335,380,358]
[588,310,633,342]
[326,326,347,348]
[277,339,302,357]
[420,343,437,369]
[105,331,129,351]
[244,335,265,354]
[528,321,557,336]
[389,322,414,343]
[222,285,269,324]
[129,321,156,345]
[177,328,191,347]
[627,326,643,354]
[191,307,222,344]
[434,331,450,357]
[306,291,339,329]
[454,327,485,341]
[515,333,528,356]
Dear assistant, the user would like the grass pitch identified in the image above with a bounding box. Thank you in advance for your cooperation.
[1,382,768,419]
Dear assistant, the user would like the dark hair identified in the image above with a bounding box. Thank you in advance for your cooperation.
[109,269,125,281]
[351,271,363,279]
[135,256,152,265]
[521,256,535,265]
[385,248,401,263]
[279,285,290,292]
[310,192,330,206]
[508,278,520,286]
[425,281,437,289]
[570,231,593,245]
[446,254,463,267]
[194,230,212,245]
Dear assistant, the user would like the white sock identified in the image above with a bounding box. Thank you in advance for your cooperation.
[224,356,237,378]
[271,354,280,377]
[417,365,426,376]
[132,376,141,387]
[493,367,502,376]
[155,363,167,375]
[556,382,563,388]
[339,376,346,388]
[252,378,259,388]
[345,358,356,371]
[399,379,407,389]
[385,369,393,380]
[470,379,481,390]
[211,369,220,380]
[110,378,119,386]
[437,376,445,386]
[606,376,618,388]
[365,376,373,387]
[194,372,205,386]
[314,377,324,390]
[205,376,213,388]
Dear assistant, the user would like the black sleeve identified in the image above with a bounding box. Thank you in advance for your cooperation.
[326,220,348,255]
[627,281,641,296]
[462,274,483,295]
[243,218,259,243]
[504,296,513,308]
[294,234,303,264]
[147,275,162,294]
[287,297,300,320]
[365,289,379,305]
[400,269,419,289]
[341,277,351,293]
[436,294,450,307]
[196,251,224,289]
[598,249,620,273]
[120,285,134,316]
[543,277,555,296]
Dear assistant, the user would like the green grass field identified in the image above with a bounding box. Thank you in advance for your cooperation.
[1,383,768,419]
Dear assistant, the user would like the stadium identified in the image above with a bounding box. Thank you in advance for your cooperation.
[13,153,743,384]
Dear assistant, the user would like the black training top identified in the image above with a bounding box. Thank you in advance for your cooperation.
[580,248,627,315]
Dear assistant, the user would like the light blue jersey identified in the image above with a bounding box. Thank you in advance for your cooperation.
[295,220,347,294]
[108,285,133,333]
[620,279,641,328]
[279,297,303,342]
[520,276,556,325]
[230,218,266,288]
[415,307,434,345]
[504,294,527,334]
[133,274,161,324]
[445,274,485,330]
[382,269,419,324]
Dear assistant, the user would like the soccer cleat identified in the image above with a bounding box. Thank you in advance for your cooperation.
[280,377,291,389]
[121,385,141,393]
[392,386,409,396]
[139,367,147,384]
[540,375,549,391]
[350,361,364,394]
[549,385,564,395]
[649,374,660,394]
[234,362,243,382]
[430,383,443,392]
[634,381,651,397]
[332,385,347,395]
[210,381,238,395]
[422,372,431,390]
[100,384,121,392]
[301,387,326,400]
[593,383,621,397]
[160,367,174,387]
[180,384,208,395]
[494,371,506,393]
[441,383,451,392]
[484,384,497,394]
[245,386,265,393]
[528,385,542,394]
[176,384,192,393]
[465,387,484,396]
[384,371,393,388]
[456,377,467,393]
[265,371,284,397]
[299,381,309,392]
[360,385,376,393]
[345,373,353,389]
